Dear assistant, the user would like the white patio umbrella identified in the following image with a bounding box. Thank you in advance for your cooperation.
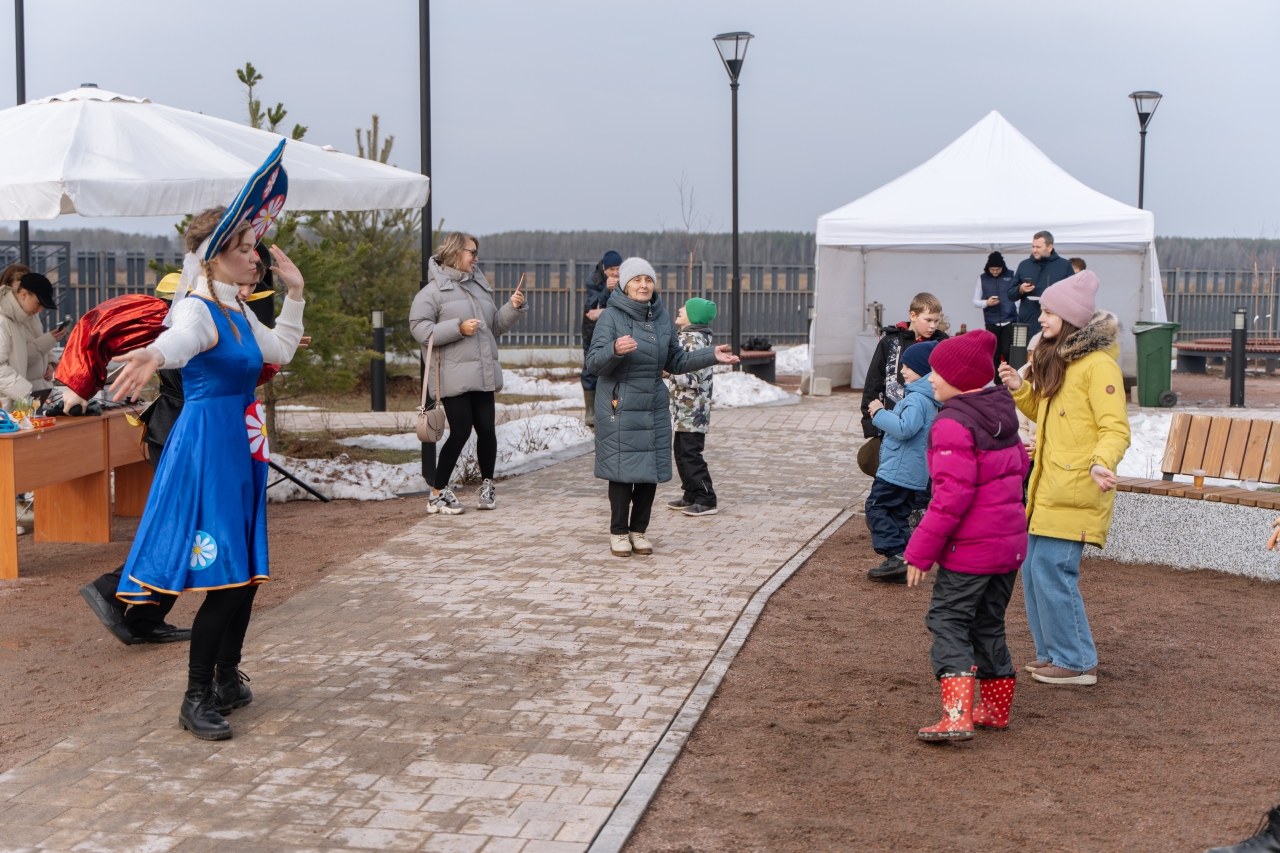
[0,86,429,220]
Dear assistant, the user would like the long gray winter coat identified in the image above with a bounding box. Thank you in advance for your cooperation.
[409,258,527,398]
[585,290,719,484]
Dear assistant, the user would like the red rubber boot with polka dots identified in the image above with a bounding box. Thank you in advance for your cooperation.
[972,676,1016,729]
[917,672,976,741]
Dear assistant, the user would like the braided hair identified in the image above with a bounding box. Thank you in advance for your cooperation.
[185,208,251,343]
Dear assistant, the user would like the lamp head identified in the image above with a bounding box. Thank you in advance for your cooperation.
[1129,90,1162,130]
[713,31,754,82]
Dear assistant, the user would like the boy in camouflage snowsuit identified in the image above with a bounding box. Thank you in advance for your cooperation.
[667,298,719,516]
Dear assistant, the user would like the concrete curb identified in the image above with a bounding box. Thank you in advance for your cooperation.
[586,506,856,853]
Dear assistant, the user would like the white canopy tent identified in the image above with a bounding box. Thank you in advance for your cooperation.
[0,86,429,219]
[813,111,1161,389]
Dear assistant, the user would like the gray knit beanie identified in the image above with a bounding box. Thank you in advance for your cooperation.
[619,257,657,295]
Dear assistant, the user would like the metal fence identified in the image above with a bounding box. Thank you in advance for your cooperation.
[480,259,816,347]
[0,246,816,346]
[0,242,184,320]
[1164,268,1280,341]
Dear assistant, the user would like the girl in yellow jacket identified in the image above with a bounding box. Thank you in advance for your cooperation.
[998,271,1130,686]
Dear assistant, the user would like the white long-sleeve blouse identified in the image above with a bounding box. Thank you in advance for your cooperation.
[148,279,304,369]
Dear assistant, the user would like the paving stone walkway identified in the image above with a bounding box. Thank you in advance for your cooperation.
[0,397,870,853]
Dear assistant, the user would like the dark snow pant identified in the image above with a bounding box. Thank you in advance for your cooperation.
[987,323,1015,376]
[95,447,175,632]
[673,432,716,507]
[609,482,657,535]
[189,584,259,684]
[925,567,1018,680]
[865,478,922,557]
[435,391,497,488]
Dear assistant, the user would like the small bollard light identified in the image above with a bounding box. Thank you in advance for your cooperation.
[1008,323,1029,370]
[370,309,387,412]
[1230,307,1247,408]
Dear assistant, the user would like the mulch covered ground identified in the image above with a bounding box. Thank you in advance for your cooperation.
[624,515,1280,853]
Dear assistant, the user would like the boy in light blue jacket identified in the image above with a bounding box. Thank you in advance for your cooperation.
[865,340,942,583]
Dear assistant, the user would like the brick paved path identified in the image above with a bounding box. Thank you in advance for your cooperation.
[0,397,869,853]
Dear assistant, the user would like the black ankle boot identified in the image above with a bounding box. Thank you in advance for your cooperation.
[1207,806,1280,853]
[179,680,232,741]
[213,666,252,715]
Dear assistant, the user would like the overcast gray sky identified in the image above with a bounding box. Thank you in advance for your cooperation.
[2,0,1276,238]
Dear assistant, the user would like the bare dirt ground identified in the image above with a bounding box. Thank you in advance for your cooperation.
[0,494,432,774]
[1173,369,1280,406]
[624,516,1280,853]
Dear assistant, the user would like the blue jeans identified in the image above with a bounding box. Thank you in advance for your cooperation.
[864,478,921,557]
[1021,534,1097,672]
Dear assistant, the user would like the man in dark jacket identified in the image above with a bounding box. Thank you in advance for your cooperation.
[973,251,1019,373]
[580,250,620,427]
[1008,231,1076,326]
[860,293,948,439]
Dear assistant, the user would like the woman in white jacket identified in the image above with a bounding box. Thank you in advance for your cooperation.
[0,273,66,407]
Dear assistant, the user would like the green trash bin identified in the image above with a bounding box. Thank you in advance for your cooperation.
[1132,321,1181,407]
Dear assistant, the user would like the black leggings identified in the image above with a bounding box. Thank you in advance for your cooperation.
[189,584,259,684]
[434,391,497,488]
[609,482,657,535]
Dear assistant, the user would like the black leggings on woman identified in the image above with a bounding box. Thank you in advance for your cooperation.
[609,482,657,535]
[434,390,497,488]
[189,584,258,684]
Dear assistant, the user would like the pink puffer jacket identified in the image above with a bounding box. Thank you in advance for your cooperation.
[904,385,1029,575]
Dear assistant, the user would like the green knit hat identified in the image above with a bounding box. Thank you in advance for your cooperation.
[684,297,717,325]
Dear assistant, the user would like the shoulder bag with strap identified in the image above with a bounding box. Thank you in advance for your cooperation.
[416,333,448,442]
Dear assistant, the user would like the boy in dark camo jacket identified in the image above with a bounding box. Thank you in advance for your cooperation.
[667,298,718,517]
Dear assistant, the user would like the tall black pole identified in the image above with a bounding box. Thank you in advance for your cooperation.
[15,0,29,266]
[730,80,740,359]
[418,0,436,483]
[1137,128,1147,210]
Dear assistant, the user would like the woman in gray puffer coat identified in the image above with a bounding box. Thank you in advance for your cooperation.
[585,258,739,558]
[409,232,527,515]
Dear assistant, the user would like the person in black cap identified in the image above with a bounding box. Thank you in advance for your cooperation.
[580,251,621,427]
[0,272,64,408]
[972,252,1019,375]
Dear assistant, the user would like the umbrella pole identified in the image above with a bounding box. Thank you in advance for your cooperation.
[14,0,29,265]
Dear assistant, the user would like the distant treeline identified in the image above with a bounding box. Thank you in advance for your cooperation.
[477,231,817,265]
[1154,237,1280,271]
[0,226,182,259]
[3,227,1277,272]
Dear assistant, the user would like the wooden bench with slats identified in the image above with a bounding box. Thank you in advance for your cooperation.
[1115,413,1280,509]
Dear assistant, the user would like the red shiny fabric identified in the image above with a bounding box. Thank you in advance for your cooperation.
[54,294,281,399]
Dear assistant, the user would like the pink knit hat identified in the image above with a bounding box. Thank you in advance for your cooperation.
[929,329,996,392]
[1040,271,1099,329]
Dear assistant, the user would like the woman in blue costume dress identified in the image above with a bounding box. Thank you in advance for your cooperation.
[111,207,306,740]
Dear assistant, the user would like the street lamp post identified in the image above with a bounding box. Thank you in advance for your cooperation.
[419,0,436,479]
[14,0,29,265]
[713,31,753,359]
[1128,90,1162,210]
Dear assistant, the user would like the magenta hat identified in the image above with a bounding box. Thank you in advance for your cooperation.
[1040,271,1099,329]
[929,329,996,392]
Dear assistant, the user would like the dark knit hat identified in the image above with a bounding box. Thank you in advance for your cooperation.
[929,330,997,391]
[601,250,622,269]
[900,341,937,377]
[985,251,1007,272]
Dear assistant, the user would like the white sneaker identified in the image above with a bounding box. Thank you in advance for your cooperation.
[478,479,496,510]
[610,534,632,558]
[427,488,465,515]
[629,532,653,556]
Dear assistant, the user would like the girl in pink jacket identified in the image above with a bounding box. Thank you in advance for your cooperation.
[903,330,1030,741]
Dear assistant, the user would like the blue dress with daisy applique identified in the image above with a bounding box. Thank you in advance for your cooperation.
[117,298,271,603]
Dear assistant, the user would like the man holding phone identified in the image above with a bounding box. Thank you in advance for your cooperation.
[1008,231,1076,326]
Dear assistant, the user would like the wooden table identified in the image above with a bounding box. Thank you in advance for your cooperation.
[0,409,152,579]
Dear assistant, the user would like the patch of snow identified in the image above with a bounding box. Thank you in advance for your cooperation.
[774,344,809,375]
[711,371,795,408]
[274,414,595,501]
[501,370,586,401]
